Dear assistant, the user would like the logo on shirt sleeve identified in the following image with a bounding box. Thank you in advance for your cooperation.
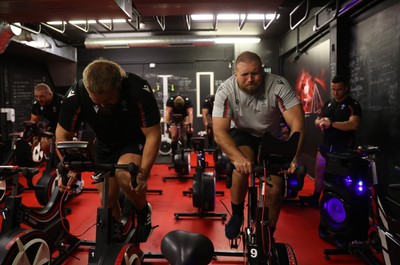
[67,89,75,98]
[142,85,151,93]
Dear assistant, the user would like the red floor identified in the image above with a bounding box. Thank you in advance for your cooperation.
[1,153,366,265]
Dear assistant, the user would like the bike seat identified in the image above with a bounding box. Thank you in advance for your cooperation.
[22,121,37,128]
[161,230,214,265]
[40,131,55,138]
[172,114,183,124]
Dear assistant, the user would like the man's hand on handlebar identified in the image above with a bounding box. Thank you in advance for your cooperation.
[57,163,79,193]
[280,160,298,175]
[134,171,148,193]
[233,156,253,175]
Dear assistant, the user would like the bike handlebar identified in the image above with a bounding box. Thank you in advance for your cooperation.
[0,165,39,181]
[59,161,139,188]
[56,141,139,188]
[225,163,306,189]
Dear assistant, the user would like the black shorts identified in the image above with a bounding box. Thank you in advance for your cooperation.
[95,141,143,164]
[319,143,352,159]
[229,128,262,157]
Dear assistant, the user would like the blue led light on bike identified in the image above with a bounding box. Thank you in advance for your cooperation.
[344,176,352,186]
[355,180,365,195]
[289,178,298,186]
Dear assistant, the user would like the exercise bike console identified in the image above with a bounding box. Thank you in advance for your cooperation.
[57,141,93,163]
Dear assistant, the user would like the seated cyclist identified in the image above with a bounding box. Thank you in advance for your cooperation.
[202,94,215,148]
[213,51,305,240]
[165,94,194,155]
[56,58,161,242]
[30,83,63,157]
[31,83,84,194]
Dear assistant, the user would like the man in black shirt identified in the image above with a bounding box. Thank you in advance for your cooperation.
[300,75,362,208]
[202,94,215,147]
[56,58,161,242]
[202,94,214,131]
[165,94,193,152]
[31,83,63,133]
[30,83,63,164]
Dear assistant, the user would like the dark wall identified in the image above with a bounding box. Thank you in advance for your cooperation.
[348,0,400,190]
[282,36,331,173]
[0,56,53,131]
[279,0,400,190]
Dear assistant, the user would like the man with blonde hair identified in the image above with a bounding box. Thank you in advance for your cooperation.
[56,58,161,242]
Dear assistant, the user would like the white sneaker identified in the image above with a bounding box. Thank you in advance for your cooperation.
[72,179,84,195]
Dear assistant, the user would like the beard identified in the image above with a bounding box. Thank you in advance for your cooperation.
[240,83,260,95]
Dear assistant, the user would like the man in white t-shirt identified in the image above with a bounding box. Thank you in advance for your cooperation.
[213,51,305,240]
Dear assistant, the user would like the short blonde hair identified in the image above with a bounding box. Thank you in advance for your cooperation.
[82,58,127,94]
[174,96,185,110]
[34,83,52,94]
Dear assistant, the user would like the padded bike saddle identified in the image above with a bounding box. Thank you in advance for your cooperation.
[161,230,214,265]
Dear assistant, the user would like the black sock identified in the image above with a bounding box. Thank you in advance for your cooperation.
[269,227,276,237]
[231,202,244,217]
[137,203,149,215]
[171,141,177,156]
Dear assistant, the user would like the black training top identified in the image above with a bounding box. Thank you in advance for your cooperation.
[202,94,215,117]
[320,96,361,150]
[58,73,160,149]
[166,94,193,118]
[31,93,63,133]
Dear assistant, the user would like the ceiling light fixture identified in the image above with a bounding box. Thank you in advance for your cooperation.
[84,35,261,49]
[215,37,260,44]
[191,13,276,21]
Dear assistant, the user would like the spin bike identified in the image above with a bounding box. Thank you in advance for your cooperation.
[163,114,192,181]
[323,145,400,265]
[174,136,226,221]
[0,121,59,206]
[0,165,81,265]
[57,141,145,265]
[228,132,300,265]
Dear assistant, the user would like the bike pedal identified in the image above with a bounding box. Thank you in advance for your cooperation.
[229,237,240,249]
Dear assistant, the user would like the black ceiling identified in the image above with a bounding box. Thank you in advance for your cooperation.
[0,0,331,47]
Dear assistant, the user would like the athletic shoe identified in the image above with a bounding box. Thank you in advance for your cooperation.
[225,215,243,239]
[71,179,84,195]
[91,171,102,181]
[299,195,319,208]
[136,203,153,242]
